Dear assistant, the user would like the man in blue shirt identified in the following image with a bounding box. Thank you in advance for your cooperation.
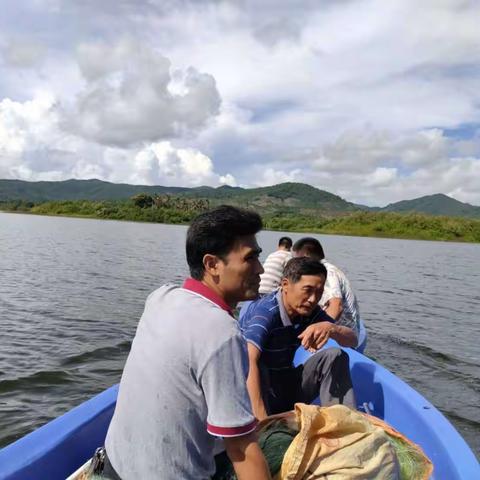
[239,257,356,419]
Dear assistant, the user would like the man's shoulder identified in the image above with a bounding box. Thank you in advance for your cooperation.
[265,249,291,262]
[323,259,348,278]
[241,293,280,323]
[145,284,237,337]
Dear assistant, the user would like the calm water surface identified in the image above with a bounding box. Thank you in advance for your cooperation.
[0,212,479,457]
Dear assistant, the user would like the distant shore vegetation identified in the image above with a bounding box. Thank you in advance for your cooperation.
[1,194,480,243]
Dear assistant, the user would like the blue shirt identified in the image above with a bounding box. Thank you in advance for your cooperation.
[238,290,331,371]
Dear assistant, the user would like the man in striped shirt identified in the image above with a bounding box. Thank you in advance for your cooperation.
[239,257,357,420]
[258,237,293,294]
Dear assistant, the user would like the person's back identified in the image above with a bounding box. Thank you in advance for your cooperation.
[105,284,252,478]
[259,237,293,294]
[320,260,360,333]
[292,238,360,338]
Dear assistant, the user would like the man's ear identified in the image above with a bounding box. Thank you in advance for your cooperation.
[203,254,220,277]
[281,277,289,292]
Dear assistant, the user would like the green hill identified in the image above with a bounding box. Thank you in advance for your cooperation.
[186,182,360,215]
[382,193,480,219]
[2,179,479,242]
[0,179,360,216]
[0,178,189,202]
[1,179,480,219]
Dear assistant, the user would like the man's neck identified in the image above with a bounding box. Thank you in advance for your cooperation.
[281,289,298,322]
[201,277,236,309]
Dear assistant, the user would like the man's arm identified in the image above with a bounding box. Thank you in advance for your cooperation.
[298,322,358,350]
[246,343,268,421]
[224,432,271,480]
[324,297,343,320]
[330,324,358,348]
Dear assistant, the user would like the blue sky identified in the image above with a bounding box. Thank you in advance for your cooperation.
[0,0,479,206]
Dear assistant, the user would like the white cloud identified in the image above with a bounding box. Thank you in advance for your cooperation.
[365,167,398,188]
[251,167,302,187]
[128,141,237,187]
[1,0,480,207]
[0,92,63,178]
[1,39,46,68]
[124,142,236,187]
[62,40,221,147]
[0,93,233,188]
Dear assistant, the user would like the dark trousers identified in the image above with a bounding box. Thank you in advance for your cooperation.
[263,347,356,414]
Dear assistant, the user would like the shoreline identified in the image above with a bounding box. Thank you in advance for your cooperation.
[2,208,479,244]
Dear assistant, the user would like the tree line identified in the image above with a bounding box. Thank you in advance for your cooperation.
[1,196,480,243]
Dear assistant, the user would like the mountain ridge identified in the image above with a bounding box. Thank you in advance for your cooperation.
[0,178,479,219]
[383,193,480,218]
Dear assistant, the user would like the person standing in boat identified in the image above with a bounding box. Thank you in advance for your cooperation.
[239,256,357,421]
[293,237,361,344]
[258,236,293,295]
[103,206,271,480]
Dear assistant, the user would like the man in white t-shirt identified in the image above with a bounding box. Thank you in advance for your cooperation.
[293,237,360,343]
[104,206,271,480]
[258,236,292,294]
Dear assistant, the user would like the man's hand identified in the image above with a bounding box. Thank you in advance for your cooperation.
[298,322,337,352]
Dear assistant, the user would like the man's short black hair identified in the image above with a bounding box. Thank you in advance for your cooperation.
[186,205,263,280]
[283,257,327,283]
[278,236,293,249]
[292,237,325,260]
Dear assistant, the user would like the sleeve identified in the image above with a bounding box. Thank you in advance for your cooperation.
[309,306,334,324]
[200,334,257,437]
[337,312,359,336]
[241,311,276,352]
[320,267,342,308]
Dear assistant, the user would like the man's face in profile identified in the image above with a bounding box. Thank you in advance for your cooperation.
[216,235,264,306]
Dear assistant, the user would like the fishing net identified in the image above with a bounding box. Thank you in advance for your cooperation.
[366,413,433,480]
[213,405,432,480]
[212,416,298,479]
[74,405,432,480]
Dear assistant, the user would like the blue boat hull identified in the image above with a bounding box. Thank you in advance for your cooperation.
[0,344,478,479]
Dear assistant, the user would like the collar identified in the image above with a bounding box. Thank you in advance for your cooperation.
[182,278,233,315]
[275,289,292,327]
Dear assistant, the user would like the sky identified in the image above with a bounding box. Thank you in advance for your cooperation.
[0,0,479,207]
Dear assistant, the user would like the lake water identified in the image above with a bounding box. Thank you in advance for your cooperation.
[0,212,479,458]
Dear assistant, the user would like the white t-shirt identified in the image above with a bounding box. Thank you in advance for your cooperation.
[320,259,360,335]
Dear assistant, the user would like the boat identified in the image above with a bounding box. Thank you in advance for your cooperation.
[0,338,478,480]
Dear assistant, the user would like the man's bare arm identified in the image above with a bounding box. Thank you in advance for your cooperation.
[224,432,271,480]
[324,297,343,320]
[246,343,268,421]
[330,324,358,348]
[298,322,358,349]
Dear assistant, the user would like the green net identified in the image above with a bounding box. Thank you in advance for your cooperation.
[212,418,298,479]
[387,433,432,480]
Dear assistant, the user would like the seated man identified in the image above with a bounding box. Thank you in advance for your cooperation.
[239,257,357,420]
[293,237,361,344]
[258,236,293,295]
[104,206,271,480]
